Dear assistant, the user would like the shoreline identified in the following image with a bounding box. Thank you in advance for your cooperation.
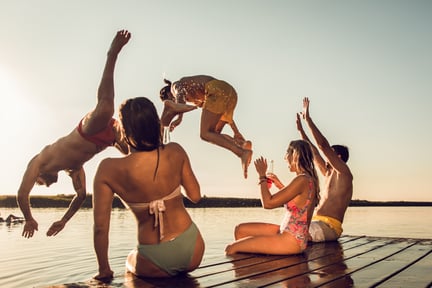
[1,195,431,208]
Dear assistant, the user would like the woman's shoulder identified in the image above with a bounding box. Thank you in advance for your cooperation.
[162,143,191,161]
[164,142,186,152]
[98,156,124,169]
[293,173,310,180]
[291,174,313,187]
[95,157,124,180]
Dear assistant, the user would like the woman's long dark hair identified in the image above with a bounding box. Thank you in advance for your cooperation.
[119,97,163,179]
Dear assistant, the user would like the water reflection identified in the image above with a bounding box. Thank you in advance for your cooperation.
[226,242,354,287]
[307,241,354,287]
[0,219,24,232]
[0,213,24,224]
[121,272,200,288]
[228,253,311,287]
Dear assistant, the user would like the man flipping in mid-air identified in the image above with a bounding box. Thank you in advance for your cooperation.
[17,30,131,238]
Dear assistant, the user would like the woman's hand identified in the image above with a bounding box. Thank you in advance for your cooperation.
[302,97,311,119]
[254,156,268,177]
[266,173,284,189]
[93,269,114,282]
[296,113,303,132]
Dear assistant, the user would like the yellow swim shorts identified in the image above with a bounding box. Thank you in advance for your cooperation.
[312,215,343,237]
[203,80,237,124]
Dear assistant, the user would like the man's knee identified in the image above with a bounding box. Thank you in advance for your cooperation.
[234,223,249,239]
[200,131,211,142]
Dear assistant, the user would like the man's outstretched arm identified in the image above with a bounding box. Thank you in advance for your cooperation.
[296,112,327,175]
[85,30,131,134]
[98,30,131,103]
[302,97,350,174]
[17,156,40,238]
[47,167,87,236]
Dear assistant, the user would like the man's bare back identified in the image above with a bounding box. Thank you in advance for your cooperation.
[315,168,353,222]
[37,129,109,173]
[172,75,215,105]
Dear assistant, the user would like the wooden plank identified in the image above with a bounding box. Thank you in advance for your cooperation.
[213,242,346,287]
[199,252,253,267]
[193,254,287,278]
[196,255,309,287]
[191,239,347,283]
[209,238,383,287]
[345,241,429,287]
[225,238,392,287]
[308,239,421,287]
[377,242,432,288]
[36,236,365,288]
[36,236,432,288]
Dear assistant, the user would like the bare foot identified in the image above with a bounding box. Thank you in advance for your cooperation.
[241,149,253,179]
[225,244,235,255]
[161,100,197,126]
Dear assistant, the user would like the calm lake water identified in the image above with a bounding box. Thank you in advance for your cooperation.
[0,206,431,288]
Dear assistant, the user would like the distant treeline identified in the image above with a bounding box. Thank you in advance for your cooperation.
[0,195,261,209]
[1,195,431,208]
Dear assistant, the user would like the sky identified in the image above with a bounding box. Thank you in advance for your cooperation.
[0,0,431,202]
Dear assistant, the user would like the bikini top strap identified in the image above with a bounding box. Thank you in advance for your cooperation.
[298,173,314,205]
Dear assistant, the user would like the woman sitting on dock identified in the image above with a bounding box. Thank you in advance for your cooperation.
[92,97,205,280]
[225,140,320,255]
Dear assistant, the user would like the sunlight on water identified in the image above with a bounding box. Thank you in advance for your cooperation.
[0,206,430,287]
[343,206,432,239]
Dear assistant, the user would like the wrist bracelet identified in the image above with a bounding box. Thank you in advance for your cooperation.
[258,179,267,185]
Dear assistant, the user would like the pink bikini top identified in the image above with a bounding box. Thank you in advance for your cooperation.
[280,175,314,234]
[77,118,116,147]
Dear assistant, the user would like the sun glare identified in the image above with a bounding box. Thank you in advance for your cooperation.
[0,68,19,98]
[0,67,28,117]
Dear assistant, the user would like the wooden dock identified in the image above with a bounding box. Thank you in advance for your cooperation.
[41,235,432,288]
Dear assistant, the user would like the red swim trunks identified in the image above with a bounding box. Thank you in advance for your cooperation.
[77,118,116,148]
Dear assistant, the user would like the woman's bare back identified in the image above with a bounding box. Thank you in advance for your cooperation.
[97,142,200,243]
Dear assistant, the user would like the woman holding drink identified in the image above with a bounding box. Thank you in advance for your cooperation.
[225,140,320,255]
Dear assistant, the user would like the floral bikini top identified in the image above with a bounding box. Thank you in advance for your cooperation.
[279,175,314,250]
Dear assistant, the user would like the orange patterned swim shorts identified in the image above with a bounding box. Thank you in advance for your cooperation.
[203,80,237,124]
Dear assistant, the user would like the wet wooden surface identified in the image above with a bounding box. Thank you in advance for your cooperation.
[39,235,432,288]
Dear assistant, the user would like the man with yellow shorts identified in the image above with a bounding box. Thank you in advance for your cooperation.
[309,215,343,242]
[296,97,353,242]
